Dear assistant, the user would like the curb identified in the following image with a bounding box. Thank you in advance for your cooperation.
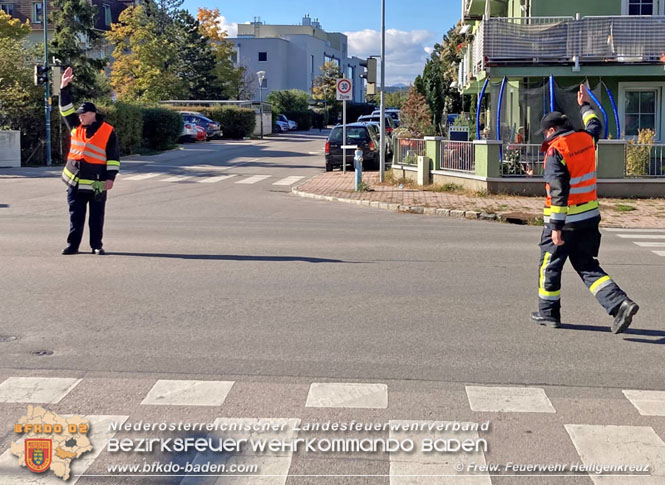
[291,188,505,223]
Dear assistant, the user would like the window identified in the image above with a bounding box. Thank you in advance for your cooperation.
[258,51,267,62]
[628,0,653,15]
[0,3,14,15]
[103,4,111,26]
[32,2,42,23]
[625,90,657,135]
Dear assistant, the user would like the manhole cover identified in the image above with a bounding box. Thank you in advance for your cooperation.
[32,350,54,356]
[0,335,18,342]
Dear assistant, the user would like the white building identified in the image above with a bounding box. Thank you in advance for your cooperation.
[230,15,365,103]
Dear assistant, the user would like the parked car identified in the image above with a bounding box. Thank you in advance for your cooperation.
[179,111,222,139]
[371,109,400,127]
[273,120,289,133]
[277,114,298,131]
[180,116,201,142]
[194,124,207,142]
[357,114,396,138]
[362,121,393,156]
[324,123,380,172]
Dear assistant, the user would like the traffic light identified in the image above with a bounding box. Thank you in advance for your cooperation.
[34,64,48,86]
[359,57,377,95]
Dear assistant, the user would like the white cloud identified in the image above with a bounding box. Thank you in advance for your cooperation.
[345,28,437,86]
[216,15,238,38]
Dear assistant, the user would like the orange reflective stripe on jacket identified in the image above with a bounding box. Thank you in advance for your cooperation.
[67,122,113,165]
[546,131,597,208]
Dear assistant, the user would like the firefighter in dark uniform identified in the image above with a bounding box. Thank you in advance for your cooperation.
[59,67,120,255]
[531,84,639,334]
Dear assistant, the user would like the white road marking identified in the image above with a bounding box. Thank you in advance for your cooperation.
[605,228,665,233]
[466,386,556,413]
[180,418,300,485]
[565,424,665,484]
[122,173,160,181]
[272,176,305,186]
[0,414,129,484]
[197,174,237,184]
[236,175,271,184]
[160,175,193,182]
[389,420,491,484]
[654,251,665,257]
[616,235,665,239]
[141,379,235,406]
[634,242,665,247]
[623,390,665,416]
[0,377,81,404]
[305,382,388,408]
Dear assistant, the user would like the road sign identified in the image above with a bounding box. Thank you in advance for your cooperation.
[336,78,353,101]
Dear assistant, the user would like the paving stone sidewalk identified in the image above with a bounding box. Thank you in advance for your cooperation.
[294,172,665,228]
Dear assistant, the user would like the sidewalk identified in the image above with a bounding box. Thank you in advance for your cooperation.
[293,172,665,228]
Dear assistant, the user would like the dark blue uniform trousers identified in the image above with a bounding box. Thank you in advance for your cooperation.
[67,186,106,250]
[538,225,627,321]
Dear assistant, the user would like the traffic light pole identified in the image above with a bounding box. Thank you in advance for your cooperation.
[43,0,51,166]
[379,0,385,183]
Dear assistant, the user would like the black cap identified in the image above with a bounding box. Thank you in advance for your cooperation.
[74,102,97,114]
[538,111,569,135]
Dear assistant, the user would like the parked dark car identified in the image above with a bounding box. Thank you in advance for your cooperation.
[178,111,222,139]
[371,108,400,127]
[325,123,380,172]
[357,114,396,137]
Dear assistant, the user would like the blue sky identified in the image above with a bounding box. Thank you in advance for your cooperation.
[181,0,461,85]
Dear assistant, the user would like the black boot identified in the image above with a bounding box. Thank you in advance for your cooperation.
[61,246,79,255]
[531,312,561,328]
[611,300,639,334]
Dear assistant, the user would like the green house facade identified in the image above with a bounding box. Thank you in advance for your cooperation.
[459,0,665,144]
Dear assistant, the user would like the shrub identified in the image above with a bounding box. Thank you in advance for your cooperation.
[626,128,655,176]
[141,107,183,150]
[266,89,310,113]
[206,105,255,139]
[97,102,143,156]
[283,110,313,131]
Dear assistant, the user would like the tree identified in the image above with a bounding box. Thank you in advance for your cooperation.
[0,10,30,39]
[312,61,341,106]
[197,7,242,99]
[438,22,467,114]
[107,5,185,101]
[399,86,433,137]
[49,0,108,100]
[422,50,445,129]
[266,89,310,113]
[172,10,220,99]
[383,90,409,109]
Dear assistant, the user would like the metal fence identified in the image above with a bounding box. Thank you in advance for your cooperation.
[625,144,665,177]
[394,138,425,166]
[473,16,665,65]
[440,140,475,173]
[501,144,545,177]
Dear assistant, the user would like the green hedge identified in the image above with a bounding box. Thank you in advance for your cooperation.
[141,108,183,150]
[99,102,143,156]
[283,110,313,131]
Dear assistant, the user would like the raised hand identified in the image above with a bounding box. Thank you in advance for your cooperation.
[577,84,591,106]
[61,66,74,89]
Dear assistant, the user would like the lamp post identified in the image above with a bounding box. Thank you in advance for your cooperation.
[257,70,266,139]
[379,0,386,182]
[43,0,51,166]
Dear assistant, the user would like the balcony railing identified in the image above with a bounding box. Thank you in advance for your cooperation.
[469,16,665,73]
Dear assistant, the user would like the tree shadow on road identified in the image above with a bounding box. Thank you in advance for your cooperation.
[111,252,360,264]
[559,323,665,344]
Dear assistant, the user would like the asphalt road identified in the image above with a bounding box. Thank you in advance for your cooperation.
[1,131,664,484]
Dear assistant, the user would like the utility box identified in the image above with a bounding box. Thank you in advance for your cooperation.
[0,131,21,168]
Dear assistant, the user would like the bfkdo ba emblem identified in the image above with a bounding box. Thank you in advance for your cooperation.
[25,439,52,473]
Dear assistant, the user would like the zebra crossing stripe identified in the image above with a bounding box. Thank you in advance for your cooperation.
[161,175,193,182]
[236,175,271,184]
[623,390,665,416]
[0,377,81,404]
[305,383,388,409]
[180,418,300,485]
[123,173,160,181]
[653,250,665,257]
[389,420,491,484]
[272,176,305,186]
[634,242,665,247]
[141,380,234,406]
[198,174,237,184]
[565,424,665,484]
[605,228,665,233]
[465,386,555,413]
[0,414,129,484]
[616,234,665,239]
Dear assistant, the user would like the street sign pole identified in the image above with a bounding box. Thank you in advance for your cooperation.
[379,0,386,182]
[342,99,347,174]
[43,0,51,166]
